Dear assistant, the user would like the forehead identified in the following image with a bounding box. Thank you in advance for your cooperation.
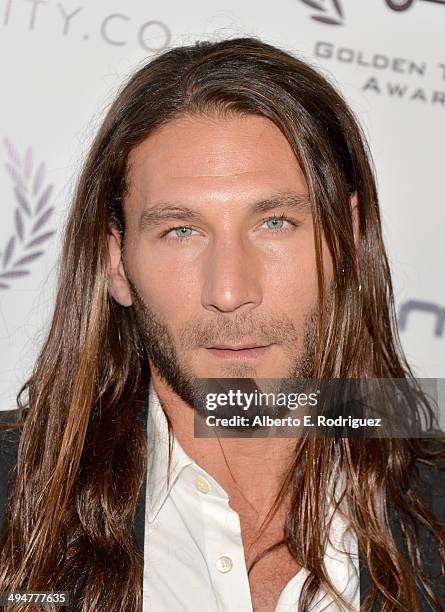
[125,113,307,208]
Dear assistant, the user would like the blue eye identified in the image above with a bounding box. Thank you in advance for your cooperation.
[265,217,286,230]
[263,216,293,232]
[173,226,193,238]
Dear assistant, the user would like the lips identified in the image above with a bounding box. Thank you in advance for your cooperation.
[208,344,269,350]
[205,344,274,359]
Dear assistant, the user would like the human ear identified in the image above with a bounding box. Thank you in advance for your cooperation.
[106,224,133,307]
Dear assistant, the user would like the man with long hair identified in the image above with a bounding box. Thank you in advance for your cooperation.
[0,37,444,611]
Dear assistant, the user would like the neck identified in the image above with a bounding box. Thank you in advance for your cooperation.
[150,371,296,521]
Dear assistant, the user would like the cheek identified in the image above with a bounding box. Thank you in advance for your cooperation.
[262,235,322,310]
[126,239,199,317]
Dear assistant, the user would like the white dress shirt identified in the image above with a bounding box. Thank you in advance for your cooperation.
[142,381,360,611]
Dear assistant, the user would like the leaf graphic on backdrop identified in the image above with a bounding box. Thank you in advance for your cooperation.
[32,207,53,234]
[33,162,46,196]
[24,146,33,179]
[300,0,326,10]
[13,251,44,267]
[1,141,55,289]
[5,163,26,193]
[312,14,342,24]
[25,231,56,249]
[15,209,24,242]
[300,0,344,25]
[2,237,15,268]
[14,186,31,216]
[36,185,53,213]
[3,138,22,168]
[332,0,343,17]
[0,270,30,279]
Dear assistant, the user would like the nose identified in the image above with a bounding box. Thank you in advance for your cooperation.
[201,234,263,314]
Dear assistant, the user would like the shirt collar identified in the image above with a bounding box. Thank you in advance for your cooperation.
[146,379,194,523]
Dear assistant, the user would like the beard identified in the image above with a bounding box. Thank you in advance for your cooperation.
[124,272,330,430]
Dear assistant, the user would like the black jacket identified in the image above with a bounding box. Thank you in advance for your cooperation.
[1,407,444,610]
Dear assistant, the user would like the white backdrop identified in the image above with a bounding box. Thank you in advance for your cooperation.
[1,0,444,411]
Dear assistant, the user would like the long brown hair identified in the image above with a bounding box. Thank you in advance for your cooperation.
[1,37,444,611]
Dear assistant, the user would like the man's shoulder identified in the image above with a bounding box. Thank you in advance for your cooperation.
[416,443,445,605]
[358,441,445,608]
[412,440,445,520]
[0,407,22,424]
[0,409,22,531]
[0,408,22,459]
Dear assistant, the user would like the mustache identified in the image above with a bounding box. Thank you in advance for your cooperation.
[178,314,298,349]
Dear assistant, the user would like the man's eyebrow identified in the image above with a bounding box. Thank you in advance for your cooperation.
[139,192,311,229]
[250,193,311,215]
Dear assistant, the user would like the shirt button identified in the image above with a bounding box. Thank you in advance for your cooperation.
[195,475,210,493]
[216,556,233,573]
